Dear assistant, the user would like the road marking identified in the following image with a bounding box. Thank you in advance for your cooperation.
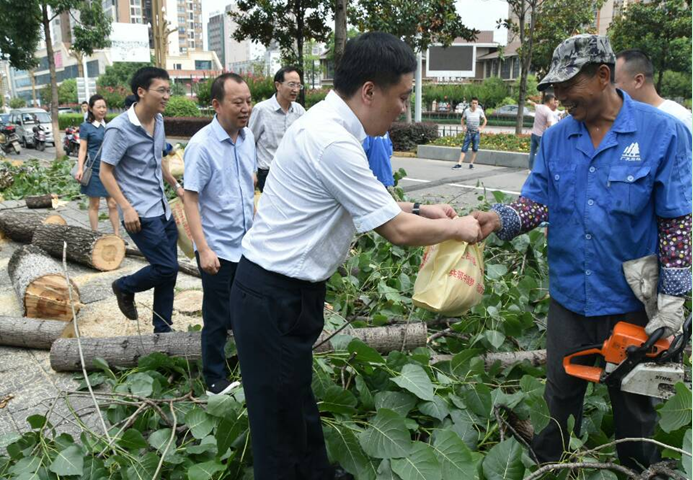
[448,183,522,196]
[401,177,431,183]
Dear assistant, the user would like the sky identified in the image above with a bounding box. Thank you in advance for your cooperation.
[200,0,509,51]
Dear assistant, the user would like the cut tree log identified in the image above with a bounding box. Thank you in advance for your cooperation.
[8,245,81,321]
[431,349,547,369]
[126,246,201,278]
[0,211,66,243]
[25,194,56,209]
[49,323,427,372]
[32,223,125,271]
[0,315,73,349]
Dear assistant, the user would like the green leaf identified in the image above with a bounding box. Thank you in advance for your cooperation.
[659,383,692,433]
[377,459,398,480]
[683,429,692,477]
[375,391,418,417]
[481,438,524,480]
[448,410,479,448]
[528,396,551,435]
[324,424,376,480]
[418,397,450,422]
[348,338,385,364]
[8,456,41,476]
[462,384,492,418]
[432,429,478,480]
[484,330,505,349]
[486,264,508,280]
[356,376,376,410]
[26,415,49,430]
[48,445,84,476]
[390,364,435,401]
[586,471,618,480]
[128,372,155,397]
[206,395,238,418]
[519,375,544,399]
[82,456,107,480]
[185,406,216,440]
[320,386,358,415]
[148,428,173,451]
[216,415,247,457]
[187,460,226,480]
[118,429,148,450]
[358,409,413,459]
[391,441,441,480]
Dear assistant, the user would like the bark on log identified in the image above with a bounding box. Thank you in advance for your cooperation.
[49,323,428,372]
[32,223,125,271]
[127,245,201,278]
[0,315,73,349]
[431,349,547,369]
[25,194,56,209]
[0,211,66,243]
[8,245,81,321]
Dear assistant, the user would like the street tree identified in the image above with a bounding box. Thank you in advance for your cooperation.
[69,0,112,77]
[40,78,78,105]
[334,0,348,68]
[97,61,152,89]
[609,0,691,92]
[230,0,333,106]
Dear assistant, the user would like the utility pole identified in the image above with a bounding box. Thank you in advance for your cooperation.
[151,0,176,69]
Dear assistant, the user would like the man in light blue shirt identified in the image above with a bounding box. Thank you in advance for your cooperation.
[183,73,255,396]
[100,67,184,334]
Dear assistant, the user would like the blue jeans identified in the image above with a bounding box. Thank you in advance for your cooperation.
[528,133,542,170]
[195,252,237,386]
[461,130,480,152]
[119,215,178,333]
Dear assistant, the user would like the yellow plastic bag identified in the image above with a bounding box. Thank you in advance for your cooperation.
[412,241,485,316]
[169,197,194,259]
[165,147,185,179]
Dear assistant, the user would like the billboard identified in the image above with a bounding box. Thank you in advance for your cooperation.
[110,23,150,63]
[426,45,476,78]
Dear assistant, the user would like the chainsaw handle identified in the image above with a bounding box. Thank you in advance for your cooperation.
[657,315,692,363]
[563,346,604,383]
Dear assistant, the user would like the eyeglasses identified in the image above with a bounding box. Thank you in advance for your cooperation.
[282,82,304,90]
[148,88,172,96]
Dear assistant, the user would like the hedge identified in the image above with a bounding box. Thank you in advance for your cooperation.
[431,132,531,153]
[163,116,213,137]
[59,113,119,129]
[388,122,438,152]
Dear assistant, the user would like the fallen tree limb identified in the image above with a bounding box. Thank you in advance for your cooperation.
[431,349,547,369]
[25,194,56,209]
[0,315,72,349]
[50,323,427,372]
[126,246,201,279]
[0,211,66,243]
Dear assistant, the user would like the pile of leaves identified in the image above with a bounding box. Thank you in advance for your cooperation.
[0,192,690,480]
[431,133,531,153]
[0,158,81,201]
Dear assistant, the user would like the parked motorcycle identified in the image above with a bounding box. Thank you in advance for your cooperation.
[32,124,47,151]
[63,126,80,156]
[0,124,22,155]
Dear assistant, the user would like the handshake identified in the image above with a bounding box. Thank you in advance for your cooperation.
[418,204,502,244]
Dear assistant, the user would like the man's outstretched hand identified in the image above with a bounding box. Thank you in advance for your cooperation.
[471,210,501,240]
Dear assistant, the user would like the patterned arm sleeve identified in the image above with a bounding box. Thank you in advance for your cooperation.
[490,197,549,241]
[658,214,692,296]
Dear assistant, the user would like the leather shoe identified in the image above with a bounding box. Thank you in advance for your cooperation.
[112,280,138,320]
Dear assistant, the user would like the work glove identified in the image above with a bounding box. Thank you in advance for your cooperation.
[645,293,686,338]
[623,255,659,320]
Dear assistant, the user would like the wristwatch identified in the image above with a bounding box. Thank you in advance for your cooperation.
[412,202,421,216]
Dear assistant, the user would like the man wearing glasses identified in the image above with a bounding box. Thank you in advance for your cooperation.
[100,67,184,333]
[248,66,306,192]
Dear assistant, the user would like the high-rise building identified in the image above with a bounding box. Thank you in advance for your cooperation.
[207,4,265,72]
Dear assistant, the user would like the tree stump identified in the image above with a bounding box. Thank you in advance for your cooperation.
[49,323,428,372]
[0,211,66,243]
[8,245,81,321]
[25,194,57,209]
[32,223,125,271]
[0,315,73,349]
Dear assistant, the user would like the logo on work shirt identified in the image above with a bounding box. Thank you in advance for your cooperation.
[620,142,641,162]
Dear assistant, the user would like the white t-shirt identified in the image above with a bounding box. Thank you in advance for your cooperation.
[242,91,401,282]
[658,100,692,134]
[463,108,485,132]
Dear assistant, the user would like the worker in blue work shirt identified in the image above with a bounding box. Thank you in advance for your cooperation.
[363,131,395,187]
[472,34,692,471]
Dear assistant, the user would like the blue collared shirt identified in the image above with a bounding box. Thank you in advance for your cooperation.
[101,105,170,219]
[183,116,256,262]
[523,90,692,317]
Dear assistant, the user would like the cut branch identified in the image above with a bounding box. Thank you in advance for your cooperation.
[0,315,72,349]
[0,211,66,243]
[431,349,547,369]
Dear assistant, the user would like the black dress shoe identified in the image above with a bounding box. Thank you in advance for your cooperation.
[112,280,138,320]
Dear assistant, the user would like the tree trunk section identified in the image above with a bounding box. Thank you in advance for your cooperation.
[49,323,428,372]
[333,0,347,68]
[32,223,125,271]
[25,194,56,209]
[0,211,66,243]
[431,349,547,369]
[8,245,81,321]
[42,4,65,158]
[0,315,73,349]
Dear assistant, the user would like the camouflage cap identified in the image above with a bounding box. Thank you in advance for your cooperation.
[537,34,616,91]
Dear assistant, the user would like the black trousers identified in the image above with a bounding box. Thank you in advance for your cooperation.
[257,168,269,192]
[533,299,659,470]
[195,252,237,387]
[230,257,333,480]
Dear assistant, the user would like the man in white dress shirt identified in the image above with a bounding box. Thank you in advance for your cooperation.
[230,32,482,479]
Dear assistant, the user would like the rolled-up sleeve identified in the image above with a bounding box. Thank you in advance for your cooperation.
[101,127,128,167]
[316,141,401,233]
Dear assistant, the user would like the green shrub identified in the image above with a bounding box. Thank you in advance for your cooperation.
[431,132,530,152]
[195,78,214,107]
[388,122,438,151]
[163,116,213,137]
[513,74,539,103]
[245,73,275,103]
[497,96,517,108]
[660,70,692,101]
[58,113,119,129]
[305,89,328,109]
[479,77,509,108]
[97,85,130,109]
[9,97,26,108]
[164,96,201,117]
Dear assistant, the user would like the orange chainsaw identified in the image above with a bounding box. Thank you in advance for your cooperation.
[564,316,691,399]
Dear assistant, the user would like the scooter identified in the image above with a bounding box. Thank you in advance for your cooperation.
[32,124,47,151]
[0,124,22,155]
[63,126,80,156]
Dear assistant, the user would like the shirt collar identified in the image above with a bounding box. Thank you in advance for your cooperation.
[325,90,367,143]
[91,119,106,128]
[211,115,246,144]
[270,94,296,113]
[127,103,141,127]
[565,88,637,137]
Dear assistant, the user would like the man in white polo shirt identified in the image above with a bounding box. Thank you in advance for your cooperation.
[230,32,482,479]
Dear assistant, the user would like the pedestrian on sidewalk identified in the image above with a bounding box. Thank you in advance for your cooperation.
[453,97,486,169]
[74,94,120,237]
[230,31,482,480]
[183,73,256,396]
[249,66,305,192]
[527,93,558,171]
[100,67,184,333]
